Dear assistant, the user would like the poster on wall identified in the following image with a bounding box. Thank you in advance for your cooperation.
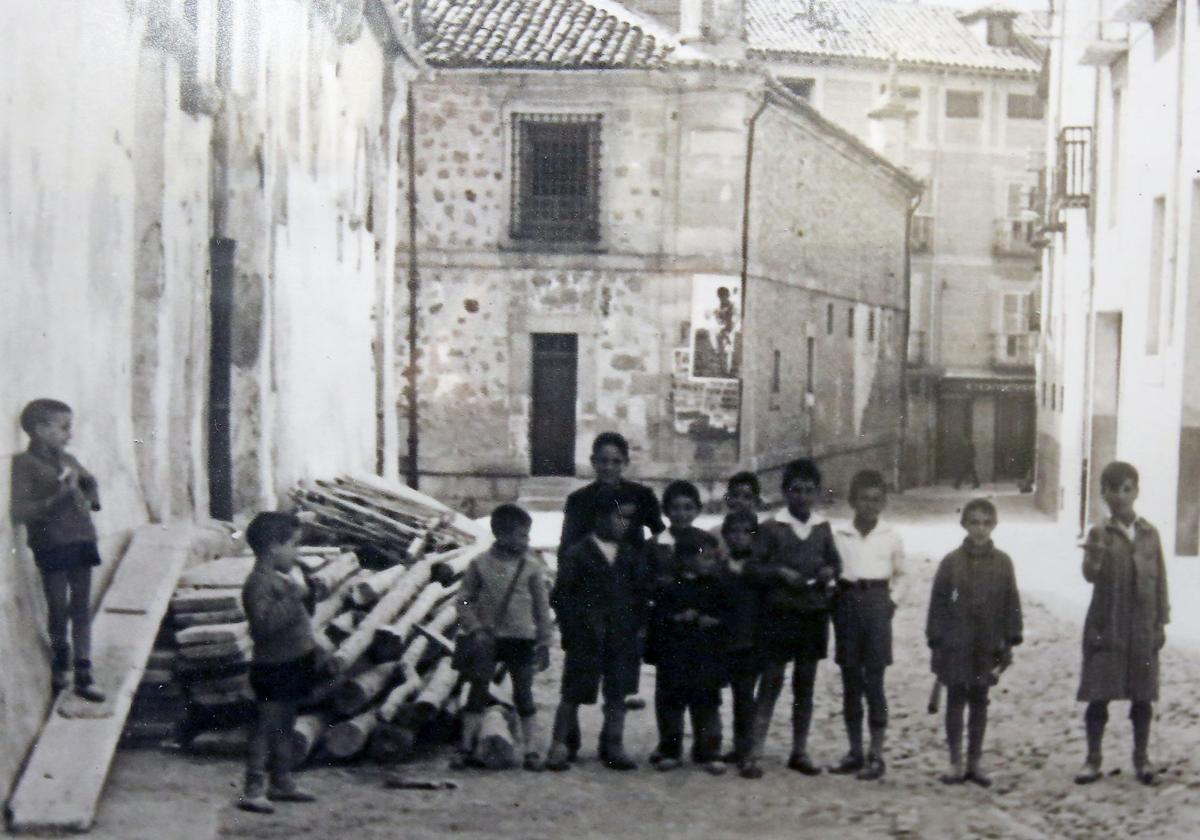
[689,274,742,381]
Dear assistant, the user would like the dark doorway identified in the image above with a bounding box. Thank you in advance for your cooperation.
[937,396,972,481]
[530,334,578,476]
[994,393,1036,481]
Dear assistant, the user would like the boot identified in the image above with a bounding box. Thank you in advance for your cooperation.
[941,708,964,784]
[964,701,990,787]
[831,718,865,774]
[858,727,886,781]
[520,715,544,771]
[73,659,106,703]
[50,645,70,694]
[600,704,637,770]
[1074,707,1105,785]
[451,712,483,770]
[267,773,317,803]
[236,771,275,814]
[546,704,576,771]
[1132,703,1155,786]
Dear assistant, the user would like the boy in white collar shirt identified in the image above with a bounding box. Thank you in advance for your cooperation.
[830,470,906,781]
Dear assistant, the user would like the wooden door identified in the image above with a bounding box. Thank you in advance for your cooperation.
[937,396,972,481]
[530,334,578,476]
[994,392,1036,481]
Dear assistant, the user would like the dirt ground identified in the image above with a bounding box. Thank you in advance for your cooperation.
[34,491,1200,839]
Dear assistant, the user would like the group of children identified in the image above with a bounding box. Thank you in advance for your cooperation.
[9,404,1172,814]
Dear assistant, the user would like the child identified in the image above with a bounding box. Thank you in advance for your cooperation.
[742,459,841,779]
[830,470,906,780]
[10,399,106,702]
[925,498,1022,787]
[1074,461,1169,787]
[238,512,322,813]
[646,530,728,775]
[652,479,710,576]
[710,471,761,555]
[547,488,653,771]
[558,431,665,559]
[558,432,664,717]
[454,504,553,771]
[719,509,762,768]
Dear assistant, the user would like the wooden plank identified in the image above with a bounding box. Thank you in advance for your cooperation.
[175,621,247,647]
[171,607,245,627]
[178,555,255,589]
[8,524,209,833]
[170,588,242,614]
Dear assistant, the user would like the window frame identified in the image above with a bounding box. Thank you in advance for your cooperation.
[945,90,982,119]
[1006,93,1044,120]
[509,112,603,247]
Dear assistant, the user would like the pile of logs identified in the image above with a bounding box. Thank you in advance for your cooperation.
[125,475,500,768]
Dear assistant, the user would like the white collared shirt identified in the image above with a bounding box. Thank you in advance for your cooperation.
[591,534,619,565]
[833,520,906,583]
[773,507,827,541]
[1109,515,1138,543]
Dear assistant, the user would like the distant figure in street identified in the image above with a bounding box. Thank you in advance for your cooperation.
[831,470,907,781]
[953,433,980,490]
[237,512,328,813]
[1074,461,1169,787]
[741,459,841,780]
[558,431,664,716]
[547,488,654,772]
[453,504,553,772]
[10,398,107,703]
[718,509,764,769]
[926,498,1023,787]
[645,527,728,775]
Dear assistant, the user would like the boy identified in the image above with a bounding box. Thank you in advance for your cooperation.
[830,470,906,780]
[647,529,728,775]
[653,480,710,576]
[238,512,323,813]
[926,498,1022,787]
[558,432,664,714]
[454,504,553,771]
[742,459,841,779]
[710,471,761,555]
[1074,461,1169,787]
[547,488,654,771]
[10,398,106,701]
[720,509,762,767]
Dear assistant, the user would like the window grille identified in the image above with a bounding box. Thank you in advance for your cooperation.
[511,113,602,244]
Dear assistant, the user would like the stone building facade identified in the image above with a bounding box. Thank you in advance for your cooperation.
[1036,0,1199,553]
[0,0,415,799]
[392,0,919,508]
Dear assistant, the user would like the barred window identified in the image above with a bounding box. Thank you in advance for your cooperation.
[511,113,602,244]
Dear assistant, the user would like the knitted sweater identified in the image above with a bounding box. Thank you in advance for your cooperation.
[242,565,316,665]
[457,547,553,645]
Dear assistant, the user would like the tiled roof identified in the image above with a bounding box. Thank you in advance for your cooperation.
[745,0,1046,74]
[396,0,692,69]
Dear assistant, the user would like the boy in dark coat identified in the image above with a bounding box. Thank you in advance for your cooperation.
[741,459,841,779]
[926,498,1022,787]
[1074,461,1169,787]
[547,488,654,771]
[719,509,762,767]
[646,529,729,775]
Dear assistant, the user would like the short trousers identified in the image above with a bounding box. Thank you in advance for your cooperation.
[759,610,830,663]
[561,642,640,706]
[33,541,102,575]
[249,651,316,702]
[833,585,894,669]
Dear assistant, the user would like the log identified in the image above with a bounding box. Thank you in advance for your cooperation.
[349,564,409,608]
[175,621,247,647]
[171,588,242,614]
[376,603,458,722]
[331,660,405,717]
[177,634,251,661]
[412,658,459,724]
[172,607,245,628]
[316,569,372,625]
[324,709,379,759]
[367,721,417,764]
[187,727,249,757]
[308,552,361,601]
[369,582,451,662]
[474,706,517,770]
[290,714,328,768]
[325,609,364,644]
[178,556,256,589]
[330,557,438,670]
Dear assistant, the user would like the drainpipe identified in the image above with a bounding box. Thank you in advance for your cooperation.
[899,190,923,491]
[736,93,769,465]
[1078,5,1103,534]
[404,83,421,490]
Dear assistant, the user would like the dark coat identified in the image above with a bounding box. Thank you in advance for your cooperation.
[550,537,653,662]
[1077,518,1170,702]
[646,570,730,705]
[722,552,761,653]
[926,540,1023,688]
[557,480,665,560]
[746,519,841,615]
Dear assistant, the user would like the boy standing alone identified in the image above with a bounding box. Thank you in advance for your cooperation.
[1074,461,1169,787]
[831,470,906,781]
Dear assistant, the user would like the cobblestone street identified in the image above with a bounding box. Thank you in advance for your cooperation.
[65,489,1200,840]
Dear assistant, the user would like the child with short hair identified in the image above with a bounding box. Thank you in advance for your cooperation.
[10,398,106,702]
[926,498,1022,787]
[831,469,906,780]
[547,488,654,771]
[238,512,322,813]
[711,471,761,556]
[454,504,553,771]
[720,509,762,767]
[1074,461,1169,787]
[742,458,841,779]
[645,529,728,775]
[653,479,709,575]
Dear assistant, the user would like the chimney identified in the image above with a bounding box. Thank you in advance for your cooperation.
[680,0,745,55]
[867,57,916,166]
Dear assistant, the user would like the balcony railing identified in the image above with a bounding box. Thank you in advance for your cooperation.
[993,332,1037,369]
[1055,126,1092,208]
[994,218,1038,256]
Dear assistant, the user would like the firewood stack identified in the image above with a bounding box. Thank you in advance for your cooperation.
[123,475,496,768]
